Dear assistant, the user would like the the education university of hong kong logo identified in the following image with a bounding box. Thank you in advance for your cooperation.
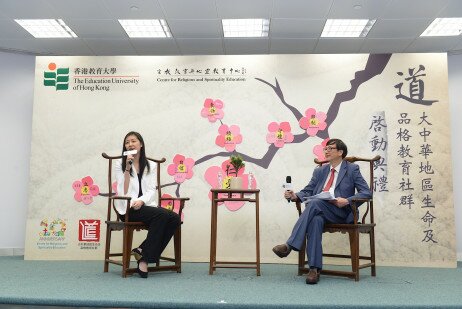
[43,62,69,90]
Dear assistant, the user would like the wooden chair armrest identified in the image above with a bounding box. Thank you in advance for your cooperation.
[109,196,131,201]
[295,200,303,216]
[350,198,372,203]
[350,198,373,224]
[108,196,131,222]
[160,197,190,201]
[159,197,190,219]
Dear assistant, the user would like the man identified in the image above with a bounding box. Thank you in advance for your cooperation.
[272,138,372,284]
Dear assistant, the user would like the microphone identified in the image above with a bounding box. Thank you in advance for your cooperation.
[283,176,293,203]
[123,150,137,165]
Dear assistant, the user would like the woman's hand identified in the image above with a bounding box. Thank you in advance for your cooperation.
[131,200,144,210]
[126,155,135,169]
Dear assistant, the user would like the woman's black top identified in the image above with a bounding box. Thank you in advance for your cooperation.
[137,172,143,197]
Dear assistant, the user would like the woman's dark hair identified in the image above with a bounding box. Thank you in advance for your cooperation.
[326,138,348,159]
[121,131,150,176]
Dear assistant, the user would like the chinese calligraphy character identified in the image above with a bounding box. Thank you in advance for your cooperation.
[421,211,436,227]
[398,160,412,175]
[419,128,431,142]
[369,136,387,151]
[395,65,438,106]
[421,178,433,191]
[369,115,387,132]
[421,194,435,208]
[373,157,387,172]
[418,111,432,126]
[419,161,434,174]
[373,175,388,192]
[399,178,414,191]
[397,144,413,158]
[399,194,414,209]
[422,229,437,243]
[396,128,412,141]
[398,113,411,125]
[419,144,433,159]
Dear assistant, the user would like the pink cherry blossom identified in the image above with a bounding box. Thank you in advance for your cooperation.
[299,108,327,136]
[266,121,294,148]
[204,159,257,212]
[167,154,195,184]
[215,124,243,152]
[200,98,224,123]
[160,193,184,222]
[72,176,100,205]
[313,138,330,161]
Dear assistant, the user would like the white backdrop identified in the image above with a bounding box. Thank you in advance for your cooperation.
[21,53,457,267]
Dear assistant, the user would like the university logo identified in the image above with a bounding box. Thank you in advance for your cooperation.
[78,219,100,242]
[43,62,69,90]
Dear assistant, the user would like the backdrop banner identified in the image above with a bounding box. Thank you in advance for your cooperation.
[25,54,456,267]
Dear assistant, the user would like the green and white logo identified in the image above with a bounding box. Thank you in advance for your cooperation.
[44,62,69,90]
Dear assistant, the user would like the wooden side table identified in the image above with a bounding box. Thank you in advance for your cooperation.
[209,189,260,276]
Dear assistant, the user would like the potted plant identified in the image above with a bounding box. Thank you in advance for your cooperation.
[228,154,245,189]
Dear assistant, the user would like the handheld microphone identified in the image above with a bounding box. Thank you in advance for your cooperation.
[283,176,293,203]
[123,150,137,165]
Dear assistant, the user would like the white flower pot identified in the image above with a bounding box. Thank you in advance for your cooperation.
[229,176,242,189]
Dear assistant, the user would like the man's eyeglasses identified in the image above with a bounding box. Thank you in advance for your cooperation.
[323,146,337,152]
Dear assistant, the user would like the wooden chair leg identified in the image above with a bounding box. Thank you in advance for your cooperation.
[122,228,134,278]
[104,226,111,273]
[349,230,360,281]
[298,243,306,276]
[370,229,376,277]
[174,226,182,273]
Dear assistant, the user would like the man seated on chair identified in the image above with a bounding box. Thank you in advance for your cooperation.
[272,138,371,284]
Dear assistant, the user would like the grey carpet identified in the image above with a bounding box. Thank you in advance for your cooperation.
[1,256,461,308]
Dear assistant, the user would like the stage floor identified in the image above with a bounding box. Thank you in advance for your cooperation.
[1,256,461,308]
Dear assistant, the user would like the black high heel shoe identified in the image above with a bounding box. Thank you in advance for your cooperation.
[137,260,148,279]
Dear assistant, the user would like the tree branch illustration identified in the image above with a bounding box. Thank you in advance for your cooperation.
[320,53,392,139]
[254,77,303,120]
[164,54,393,194]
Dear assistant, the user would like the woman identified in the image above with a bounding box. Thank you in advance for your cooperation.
[115,131,181,278]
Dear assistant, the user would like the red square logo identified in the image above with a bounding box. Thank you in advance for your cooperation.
[78,220,100,242]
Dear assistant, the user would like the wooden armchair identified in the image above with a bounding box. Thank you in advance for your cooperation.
[102,153,189,277]
[295,155,380,281]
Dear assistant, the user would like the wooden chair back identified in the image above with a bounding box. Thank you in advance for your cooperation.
[312,155,380,224]
[102,153,166,222]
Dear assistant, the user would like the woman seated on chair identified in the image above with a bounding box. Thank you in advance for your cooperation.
[115,131,181,278]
